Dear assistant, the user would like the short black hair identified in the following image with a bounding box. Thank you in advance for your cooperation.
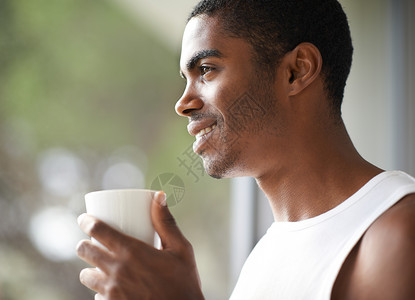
[188,0,353,116]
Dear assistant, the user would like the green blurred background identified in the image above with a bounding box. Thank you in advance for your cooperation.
[0,0,230,299]
[3,1,413,299]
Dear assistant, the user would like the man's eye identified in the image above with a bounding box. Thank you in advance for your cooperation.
[200,66,213,76]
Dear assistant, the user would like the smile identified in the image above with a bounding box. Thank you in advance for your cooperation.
[196,124,217,140]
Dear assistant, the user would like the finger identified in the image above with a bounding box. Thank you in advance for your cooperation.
[78,213,131,253]
[151,191,190,252]
[79,267,107,294]
[76,239,113,274]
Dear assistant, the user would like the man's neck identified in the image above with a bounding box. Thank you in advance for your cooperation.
[255,122,383,222]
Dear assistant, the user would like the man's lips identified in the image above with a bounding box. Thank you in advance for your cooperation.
[187,120,217,137]
[187,120,218,153]
[195,124,217,139]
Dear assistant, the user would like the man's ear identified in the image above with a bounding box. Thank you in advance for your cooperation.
[285,42,322,97]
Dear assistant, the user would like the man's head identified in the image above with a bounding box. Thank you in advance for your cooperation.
[188,0,353,117]
[177,16,283,179]
[176,0,354,179]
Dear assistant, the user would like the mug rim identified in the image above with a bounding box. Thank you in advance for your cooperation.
[85,189,158,198]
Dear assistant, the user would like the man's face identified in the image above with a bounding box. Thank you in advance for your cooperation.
[176,16,283,179]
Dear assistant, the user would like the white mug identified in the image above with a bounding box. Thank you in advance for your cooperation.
[84,189,157,247]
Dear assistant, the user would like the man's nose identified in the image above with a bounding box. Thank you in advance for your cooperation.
[175,85,204,117]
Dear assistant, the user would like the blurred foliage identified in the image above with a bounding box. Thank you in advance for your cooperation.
[0,0,230,299]
[0,0,181,150]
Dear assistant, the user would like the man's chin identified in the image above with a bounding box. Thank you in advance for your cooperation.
[208,173,223,180]
[203,162,224,179]
[202,156,237,180]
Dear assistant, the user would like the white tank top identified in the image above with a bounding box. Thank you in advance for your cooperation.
[229,171,415,300]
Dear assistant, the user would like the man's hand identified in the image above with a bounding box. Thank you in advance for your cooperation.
[76,192,204,300]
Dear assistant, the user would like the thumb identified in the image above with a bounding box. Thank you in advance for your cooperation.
[151,191,188,251]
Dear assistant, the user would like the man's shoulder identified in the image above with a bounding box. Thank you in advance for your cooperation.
[369,192,415,234]
[332,193,415,300]
[363,192,415,261]
[357,193,415,296]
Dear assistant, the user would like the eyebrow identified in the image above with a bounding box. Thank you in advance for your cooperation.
[180,49,223,78]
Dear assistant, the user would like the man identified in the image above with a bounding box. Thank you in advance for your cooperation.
[77,0,415,299]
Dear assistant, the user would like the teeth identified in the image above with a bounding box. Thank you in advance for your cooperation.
[196,124,216,139]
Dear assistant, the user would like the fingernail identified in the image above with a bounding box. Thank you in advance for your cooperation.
[77,213,86,225]
[155,191,167,207]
